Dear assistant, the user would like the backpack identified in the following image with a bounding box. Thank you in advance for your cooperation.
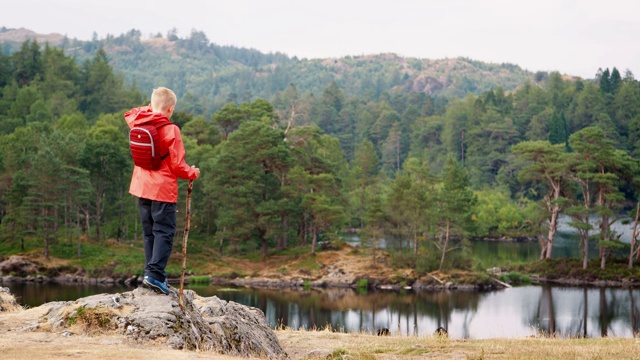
[129,119,174,170]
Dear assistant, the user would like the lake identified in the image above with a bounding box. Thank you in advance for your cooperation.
[4,215,638,339]
[346,214,636,267]
[4,282,639,339]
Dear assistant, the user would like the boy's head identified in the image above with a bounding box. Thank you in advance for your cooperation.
[150,87,177,118]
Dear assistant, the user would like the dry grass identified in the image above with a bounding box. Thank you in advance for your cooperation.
[277,328,640,360]
[1,308,639,360]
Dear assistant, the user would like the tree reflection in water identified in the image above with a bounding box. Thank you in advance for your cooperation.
[525,286,640,338]
[191,285,640,338]
[6,282,640,339]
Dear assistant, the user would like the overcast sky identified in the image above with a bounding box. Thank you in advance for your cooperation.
[2,0,638,79]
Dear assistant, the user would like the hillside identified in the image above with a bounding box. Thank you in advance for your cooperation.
[0,27,539,113]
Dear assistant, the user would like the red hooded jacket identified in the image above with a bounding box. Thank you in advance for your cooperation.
[125,106,198,203]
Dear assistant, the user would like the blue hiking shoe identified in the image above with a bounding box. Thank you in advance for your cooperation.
[142,276,170,295]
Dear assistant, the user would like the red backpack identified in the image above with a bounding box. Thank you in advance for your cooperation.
[129,119,174,170]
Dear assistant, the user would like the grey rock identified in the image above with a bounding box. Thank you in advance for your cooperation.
[33,286,287,358]
[0,286,21,312]
[0,256,39,277]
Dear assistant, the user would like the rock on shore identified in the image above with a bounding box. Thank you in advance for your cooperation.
[0,286,288,359]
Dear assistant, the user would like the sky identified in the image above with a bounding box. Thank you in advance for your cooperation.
[2,0,639,79]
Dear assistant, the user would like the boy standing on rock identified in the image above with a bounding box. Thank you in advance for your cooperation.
[125,87,199,294]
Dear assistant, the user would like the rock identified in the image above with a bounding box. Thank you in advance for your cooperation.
[0,287,22,312]
[318,265,356,286]
[195,295,285,358]
[124,275,138,286]
[0,256,39,277]
[33,287,287,358]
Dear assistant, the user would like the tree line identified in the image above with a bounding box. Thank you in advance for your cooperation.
[1,39,640,274]
[1,27,534,114]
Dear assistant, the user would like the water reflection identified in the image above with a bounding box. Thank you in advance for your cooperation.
[345,230,624,268]
[189,285,640,339]
[4,283,638,339]
[5,282,131,308]
[522,286,640,338]
[345,214,634,266]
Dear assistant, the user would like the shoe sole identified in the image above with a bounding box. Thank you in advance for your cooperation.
[142,279,170,295]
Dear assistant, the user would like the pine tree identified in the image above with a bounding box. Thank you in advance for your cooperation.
[436,157,476,270]
[548,111,568,145]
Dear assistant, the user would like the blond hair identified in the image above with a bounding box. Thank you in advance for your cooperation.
[150,87,177,113]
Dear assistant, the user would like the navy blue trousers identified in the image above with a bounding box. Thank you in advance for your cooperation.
[138,198,176,282]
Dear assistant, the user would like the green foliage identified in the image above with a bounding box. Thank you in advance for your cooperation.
[66,306,114,329]
[189,275,211,284]
[389,250,440,275]
[326,348,349,360]
[302,279,311,290]
[473,189,529,237]
[1,34,640,281]
[499,272,532,285]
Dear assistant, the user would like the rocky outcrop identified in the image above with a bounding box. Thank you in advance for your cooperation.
[0,256,138,286]
[0,287,22,313]
[24,287,288,358]
[0,256,40,278]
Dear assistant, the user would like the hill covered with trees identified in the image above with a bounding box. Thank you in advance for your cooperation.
[1,27,640,276]
[0,27,537,114]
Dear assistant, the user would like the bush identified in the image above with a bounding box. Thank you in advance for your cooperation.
[499,272,531,285]
[356,278,368,289]
[302,279,311,290]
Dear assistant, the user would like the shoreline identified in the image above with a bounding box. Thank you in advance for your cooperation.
[2,272,640,290]
[2,245,640,294]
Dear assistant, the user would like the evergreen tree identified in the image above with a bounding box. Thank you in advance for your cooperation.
[0,51,11,88]
[436,157,476,271]
[548,111,568,145]
[209,121,292,258]
[512,140,569,259]
[568,127,635,269]
[12,39,42,86]
[609,67,622,94]
[350,139,379,227]
[211,102,247,141]
[79,136,129,241]
[599,68,611,94]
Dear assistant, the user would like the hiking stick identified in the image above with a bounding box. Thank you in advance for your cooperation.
[179,179,194,311]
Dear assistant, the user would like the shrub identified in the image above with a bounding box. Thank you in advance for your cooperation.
[302,279,311,290]
[356,278,368,289]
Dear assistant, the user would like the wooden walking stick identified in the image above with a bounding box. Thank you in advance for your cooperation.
[179,179,194,311]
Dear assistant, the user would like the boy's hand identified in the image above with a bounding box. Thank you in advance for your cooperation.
[192,165,200,178]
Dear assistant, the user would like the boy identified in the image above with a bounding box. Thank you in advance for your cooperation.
[125,87,200,294]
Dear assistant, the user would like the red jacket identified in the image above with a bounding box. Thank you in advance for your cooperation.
[125,106,198,203]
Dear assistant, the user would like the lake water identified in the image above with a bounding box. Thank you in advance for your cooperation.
[4,215,638,339]
[4,282,639,339]
[346,214,636,267]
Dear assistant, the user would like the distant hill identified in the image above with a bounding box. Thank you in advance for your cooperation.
[0,27,542,113]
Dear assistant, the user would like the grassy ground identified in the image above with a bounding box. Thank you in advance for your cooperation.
[2,235,639,287]
[277,329,640,360]
[1,235,421,285]
[0,323,638,360]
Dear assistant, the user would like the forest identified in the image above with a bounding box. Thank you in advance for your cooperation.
[1,30,640,275]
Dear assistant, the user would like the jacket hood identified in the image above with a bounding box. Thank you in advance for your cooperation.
[125,106,170,126]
